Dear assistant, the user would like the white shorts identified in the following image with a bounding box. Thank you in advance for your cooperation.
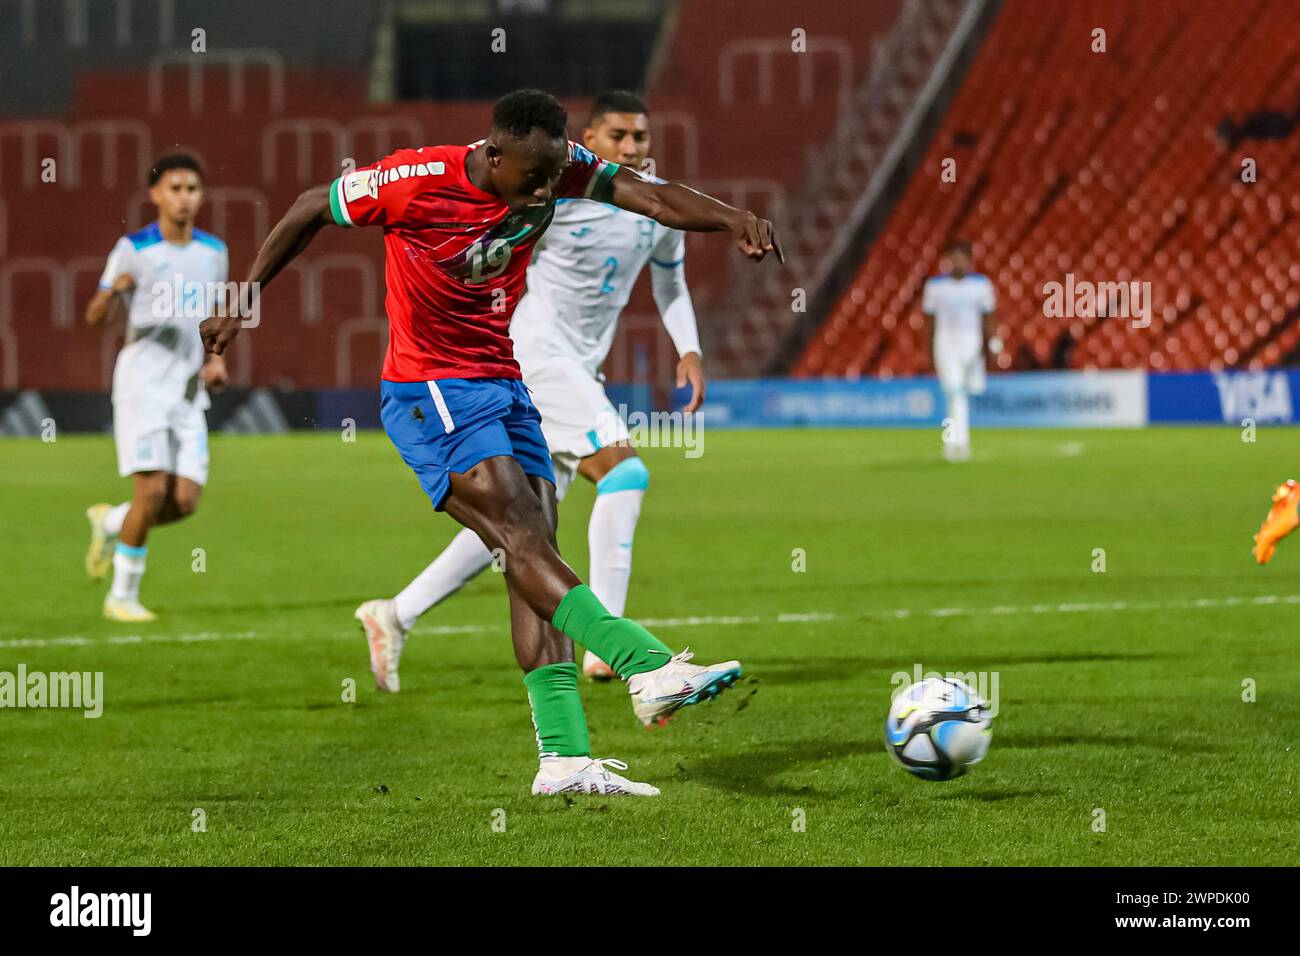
[935,340,987,397]
[113,397,210,484]
[517,353,628,501]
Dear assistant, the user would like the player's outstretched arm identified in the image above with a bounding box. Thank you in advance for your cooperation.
[607,168,783,263]
[85,274,134,326]
[200,182,333,355]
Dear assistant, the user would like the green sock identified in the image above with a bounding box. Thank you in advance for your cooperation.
[523,663,591,758]
[552,584,673,678]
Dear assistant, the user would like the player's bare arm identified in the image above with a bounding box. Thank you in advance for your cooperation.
[85,274,135,326]
[607,167,783,263]
[677,351,706,413]
[922,308,935,371]
[200,350,229,390]
[200,183,333,355]
[984,310,998,356]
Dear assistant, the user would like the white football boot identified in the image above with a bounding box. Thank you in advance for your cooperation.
[628,648,743,728]
[530,756,660,797]
[85,503,115,579]
[582,649,616,682]
[103,595,156,623]
[354,598,407,692]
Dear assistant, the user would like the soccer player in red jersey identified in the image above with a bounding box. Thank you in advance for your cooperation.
[200,89,781,797]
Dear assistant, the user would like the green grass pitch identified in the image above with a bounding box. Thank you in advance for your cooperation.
[1,427,1297,866]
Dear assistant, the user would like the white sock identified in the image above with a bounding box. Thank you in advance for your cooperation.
[948,391,971,450]
[394,527,494,631]
[110,543,147,602]
[103,502,130,537]
[588,487,645,618]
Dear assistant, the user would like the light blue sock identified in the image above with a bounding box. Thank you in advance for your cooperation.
[589,458,649,618]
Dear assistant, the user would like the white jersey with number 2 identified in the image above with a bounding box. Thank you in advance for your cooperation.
[508,196,701,495]
[511,198,700,374]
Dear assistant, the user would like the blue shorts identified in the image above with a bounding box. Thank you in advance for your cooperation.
[380,378,555,511]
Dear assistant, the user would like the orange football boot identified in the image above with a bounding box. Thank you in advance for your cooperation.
[1253,479,1300,564]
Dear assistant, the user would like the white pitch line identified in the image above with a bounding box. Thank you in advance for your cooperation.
[1,594,1298,650]
[639,614,759,628]
[0,630,258,650]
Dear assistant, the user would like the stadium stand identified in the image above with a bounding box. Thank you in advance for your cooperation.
[797,0,1300,378]
[612,0,909,381]
[0,0,902,397]
[706,0,971,376]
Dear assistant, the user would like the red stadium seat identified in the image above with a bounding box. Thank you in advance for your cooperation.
[795,0,1300,376]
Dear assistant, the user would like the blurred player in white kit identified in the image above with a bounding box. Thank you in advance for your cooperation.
[355,90,704,688]
[922,240,998,462]
[82,154,229,621]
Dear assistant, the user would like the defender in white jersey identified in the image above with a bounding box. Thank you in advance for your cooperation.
[83,154,230,622]
[355,91,704,688]
[921,240,999,462]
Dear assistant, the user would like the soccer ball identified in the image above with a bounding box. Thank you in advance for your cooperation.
[885,677,992,780]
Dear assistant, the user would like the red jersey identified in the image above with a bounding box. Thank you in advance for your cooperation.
[328,140,619,381]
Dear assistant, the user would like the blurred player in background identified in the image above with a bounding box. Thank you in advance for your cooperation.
[200,89,780,797]
[354,90,703,686]
[1253,478,1300,563]
[921,240,998,462]
[83,154,229,622]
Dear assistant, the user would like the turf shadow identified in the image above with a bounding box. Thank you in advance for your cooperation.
[679,739,871,797]
[930,787,1064,802]
[97,694,243,711]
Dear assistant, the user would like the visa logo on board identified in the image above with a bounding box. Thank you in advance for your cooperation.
[1212,371,1293,423]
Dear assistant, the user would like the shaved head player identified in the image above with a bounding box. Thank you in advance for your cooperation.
[354,90,705,687]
